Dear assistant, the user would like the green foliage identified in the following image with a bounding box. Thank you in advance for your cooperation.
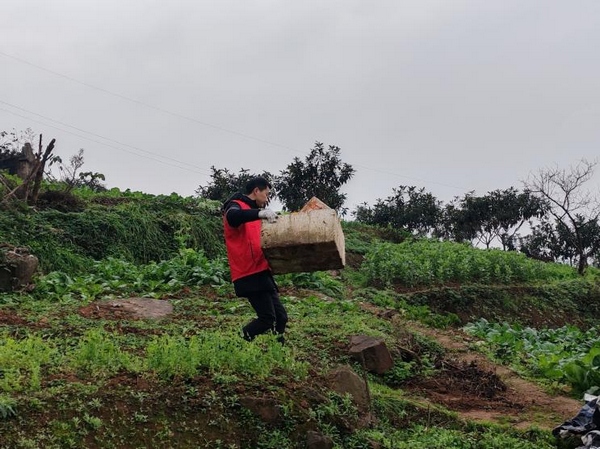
[0,171,23,200]
[146,332,307,379]
[69,329,138,376]
[32,249,230,301]
[276,271,344,298]
[522,216,600,273]
[354,185,442,237]
[362,239,579,287]
[274,141,355,214]
[524,158,600,274]
[342,221,408,255]
[195,166,273,203]
[0,178,591,447]
[352,287,460,328]
[382,360,416,385]
[0,191,224,273]
[349,425,554,449]
[309,391,359,424]
[464,319,600,395]
[0,335,55,392]
[0,394,17,419]
[443,188,547,250]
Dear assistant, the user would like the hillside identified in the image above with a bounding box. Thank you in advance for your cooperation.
[1,190,599,448]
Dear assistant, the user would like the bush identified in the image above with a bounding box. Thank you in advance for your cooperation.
[0,190,224,274]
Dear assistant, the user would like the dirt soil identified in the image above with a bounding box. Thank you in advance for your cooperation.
[403,322,582,430]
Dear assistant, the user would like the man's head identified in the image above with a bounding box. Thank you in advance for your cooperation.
[245,177,272,208]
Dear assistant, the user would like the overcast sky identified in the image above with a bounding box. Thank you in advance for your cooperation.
[1,1,599,212]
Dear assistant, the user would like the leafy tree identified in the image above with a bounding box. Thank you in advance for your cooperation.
[354,185,442,237]
[274,142,355,214]
[519,220,562,262]
[77,172,107,192]
[196,166,273,203]
[521,216,600,267]
[524,158,600,274]
[442,188,547,249]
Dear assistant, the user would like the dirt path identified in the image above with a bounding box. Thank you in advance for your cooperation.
[404,322,583,430]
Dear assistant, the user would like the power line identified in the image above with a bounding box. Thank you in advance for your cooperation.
[0,106,212,176]
[0,98,213,176]
[0,49,301,157]
[0,49,468,193]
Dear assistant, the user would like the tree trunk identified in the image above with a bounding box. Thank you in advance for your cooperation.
[29,138,55,205]
[577,252,587,275]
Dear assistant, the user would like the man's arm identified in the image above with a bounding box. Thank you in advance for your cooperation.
[225,203,260,227]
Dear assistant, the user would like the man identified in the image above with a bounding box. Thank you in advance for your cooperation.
[222,177,288,344]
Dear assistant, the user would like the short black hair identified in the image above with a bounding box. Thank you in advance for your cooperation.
[244,177,271,194]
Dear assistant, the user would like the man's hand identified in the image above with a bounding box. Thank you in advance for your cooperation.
[258,209,278,223]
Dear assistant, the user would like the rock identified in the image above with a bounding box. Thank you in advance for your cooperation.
[306,430,333,449]
[78,298,173,320]
[0,246,38,292]
[238,396,281,424]
[348,335,394,374]
[326,365,370,412]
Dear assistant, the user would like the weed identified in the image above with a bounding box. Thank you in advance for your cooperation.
[83,413,102,430]
[0,394,17,419]
[69,328,137,376]
[0,334,55,392]
[146,331,307,379]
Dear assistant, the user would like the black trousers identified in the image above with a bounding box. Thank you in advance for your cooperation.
[242,290,288,340]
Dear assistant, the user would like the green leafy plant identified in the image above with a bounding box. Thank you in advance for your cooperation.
[464,319,600,394]
[276,271,344,298]
[145,332,307,379]
[69,329,137,376]
[0,335,55,392]
[362,240,582,287]
[0,395,17,419]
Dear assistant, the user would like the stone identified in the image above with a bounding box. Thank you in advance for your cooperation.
[238,396,281,424]
[261,203,345,274]
[326,365,370,412]
[348,335,394,374]
[78,298,173,320]
[306,430,333,449]
[0,246,39,292]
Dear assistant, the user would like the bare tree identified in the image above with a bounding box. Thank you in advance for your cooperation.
[525,158,600,274]
[59,148,85,192]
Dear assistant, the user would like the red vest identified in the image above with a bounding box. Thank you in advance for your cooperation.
[224,200,270,281]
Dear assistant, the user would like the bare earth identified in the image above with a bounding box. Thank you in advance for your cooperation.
[404,322,582,430]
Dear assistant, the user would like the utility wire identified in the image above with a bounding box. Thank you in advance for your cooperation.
[0,106,211,176]
[0,49,300,157]
[0,98,213,176]
[0,49,468,193]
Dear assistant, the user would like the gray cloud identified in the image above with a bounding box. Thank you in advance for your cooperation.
[1,0,599,209]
